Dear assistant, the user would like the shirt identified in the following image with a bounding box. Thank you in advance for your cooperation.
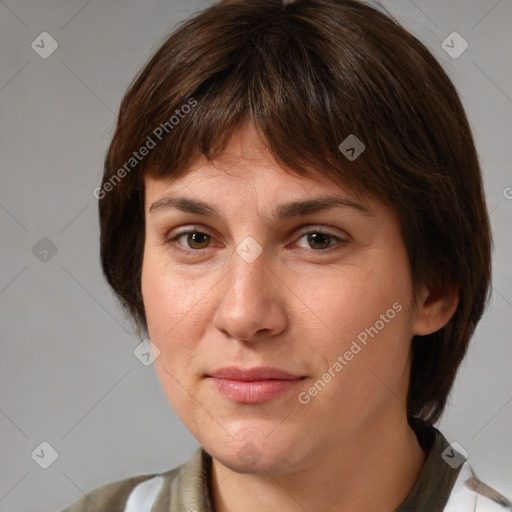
[59,426,512,512]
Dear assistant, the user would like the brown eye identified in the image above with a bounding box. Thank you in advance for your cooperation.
[169,231,212,250]
[295,230,344,251]
[185,232,211,249]
[306,232,335,250]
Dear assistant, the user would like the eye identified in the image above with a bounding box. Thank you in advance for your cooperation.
[165,227,347,254]
[293,230,344,251]
[167,230,214,251]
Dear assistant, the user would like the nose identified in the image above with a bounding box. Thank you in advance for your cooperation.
[212,247,288,343]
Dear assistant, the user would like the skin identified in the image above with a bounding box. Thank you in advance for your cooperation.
[141,121,458,512]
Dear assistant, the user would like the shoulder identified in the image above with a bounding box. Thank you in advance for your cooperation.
[405,423,511,512]
[58,451,197,512]
[58,447,208,512]
[58,474,152,512]
[58,472,167,512]
[444,461,512,512]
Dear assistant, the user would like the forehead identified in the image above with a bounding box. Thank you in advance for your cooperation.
[141,124,408,238]
[144,166,375,232]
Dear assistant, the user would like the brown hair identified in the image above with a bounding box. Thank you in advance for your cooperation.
[99,0,492,424]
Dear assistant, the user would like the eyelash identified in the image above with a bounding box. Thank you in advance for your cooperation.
[165,226,347,255]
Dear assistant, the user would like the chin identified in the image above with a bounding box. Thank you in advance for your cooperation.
[208,444,280,474]
[201,432,304,475]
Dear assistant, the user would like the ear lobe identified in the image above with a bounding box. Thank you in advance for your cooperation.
[412,282,459,336]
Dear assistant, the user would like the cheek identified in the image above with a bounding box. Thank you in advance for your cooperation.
[142,252,207,337]
[141,254,220,390]
[141,261,189,373]
[141,260,208,425]
[304,261,411,344]
[301,258,413,397]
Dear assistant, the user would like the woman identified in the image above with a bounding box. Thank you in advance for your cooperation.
[62,0,511,510]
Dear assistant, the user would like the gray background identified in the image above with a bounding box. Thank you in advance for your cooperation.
[0,0,511,510]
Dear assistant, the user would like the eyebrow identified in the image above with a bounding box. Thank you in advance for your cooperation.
[149,195,373,222]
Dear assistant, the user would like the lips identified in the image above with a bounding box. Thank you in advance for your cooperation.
[207,366,305,404]
[208,366,301,381]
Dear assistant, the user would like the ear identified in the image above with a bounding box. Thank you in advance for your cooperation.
[412,281,459,336]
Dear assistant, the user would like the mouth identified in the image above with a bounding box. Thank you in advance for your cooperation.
[206,366,306,404]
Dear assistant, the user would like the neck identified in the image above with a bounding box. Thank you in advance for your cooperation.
[210,415,426,512]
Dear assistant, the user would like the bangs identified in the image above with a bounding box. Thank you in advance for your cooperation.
[141,27,365,191]
[115,0,428,200]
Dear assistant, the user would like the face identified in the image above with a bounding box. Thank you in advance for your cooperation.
[141,123,422,475]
